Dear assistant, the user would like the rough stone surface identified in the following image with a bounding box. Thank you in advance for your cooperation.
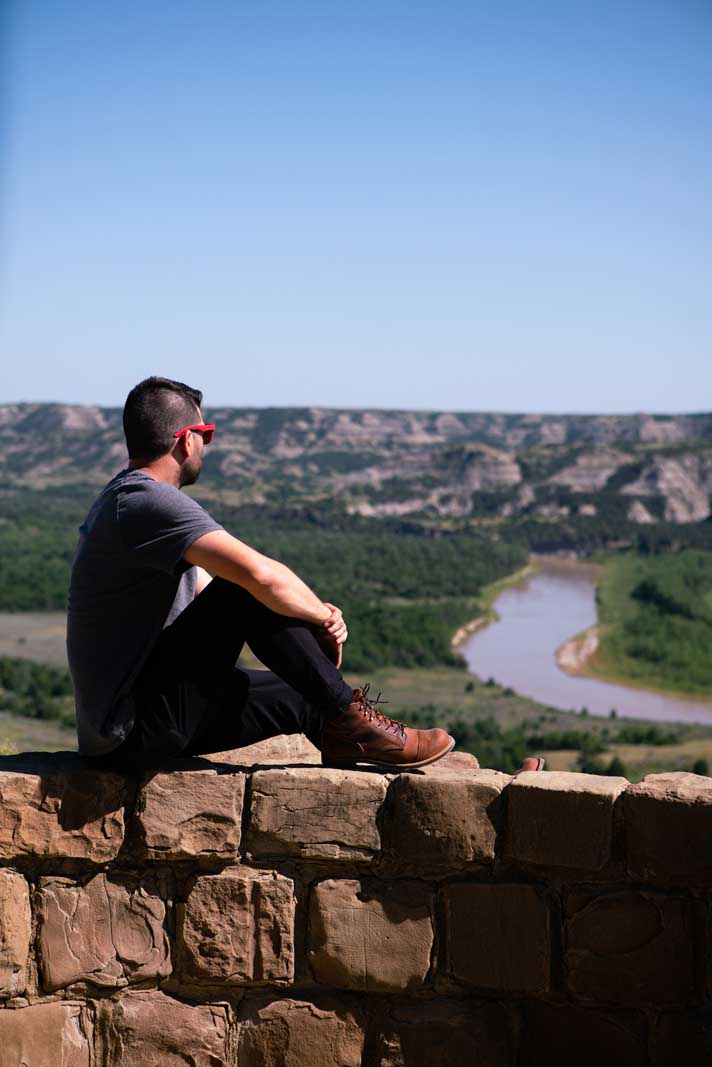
[374,1000,515,1067]
[211,733,321,766]
[96,990,229,1067]
[652,1012,712,1065]
[504,771,627,870]
[625,772,712,886]
[0,762,125,861]
[237,996,364,1067]
[2,755,712,1061]
[0,869,31,998]
[445,882,550,992]
[36,872,172,991]
[247,767,386,861]
[177,867,295,985]
[308,878,434,992]
[520,1002,648,1067]
[565,889,696,1007]
[0,1001,92,1066]
[134,767,245,859]
[385,769,508,869]
[426,750,480,773]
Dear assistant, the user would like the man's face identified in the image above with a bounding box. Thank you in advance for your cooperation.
[178,409,209,487]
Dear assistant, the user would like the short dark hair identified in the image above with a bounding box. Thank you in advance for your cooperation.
[123,376,203,461]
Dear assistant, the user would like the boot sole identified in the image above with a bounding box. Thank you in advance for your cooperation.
[322,735,456,771]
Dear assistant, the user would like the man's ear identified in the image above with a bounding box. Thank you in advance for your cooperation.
[172,434,191,461]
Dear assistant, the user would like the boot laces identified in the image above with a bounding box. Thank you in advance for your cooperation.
[357,683,406,739]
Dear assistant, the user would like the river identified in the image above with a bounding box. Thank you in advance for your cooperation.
[460,558,712,725]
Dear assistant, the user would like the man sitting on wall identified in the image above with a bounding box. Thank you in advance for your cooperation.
[68,376,545,775]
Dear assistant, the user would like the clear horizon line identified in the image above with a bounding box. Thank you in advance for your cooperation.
[1,398,711,420]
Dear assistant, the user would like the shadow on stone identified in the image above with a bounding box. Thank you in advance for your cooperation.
[0,750,127,832]
[0,750,129,859]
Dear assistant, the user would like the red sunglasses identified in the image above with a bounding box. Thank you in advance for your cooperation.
[173,422,216,444]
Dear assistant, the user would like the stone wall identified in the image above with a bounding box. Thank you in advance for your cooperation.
[1,736,711,1066]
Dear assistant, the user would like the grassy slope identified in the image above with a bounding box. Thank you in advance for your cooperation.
[588,550,712,698]
[0,710,75,754]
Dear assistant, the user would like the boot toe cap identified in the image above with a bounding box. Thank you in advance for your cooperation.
[418,727,454,763]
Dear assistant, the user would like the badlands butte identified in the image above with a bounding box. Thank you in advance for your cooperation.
[1,403,711,526]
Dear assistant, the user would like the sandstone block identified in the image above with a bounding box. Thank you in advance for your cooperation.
[0,764,125,861]
[504,771,627,870]
[0,1001,92,1066]
[36,874,171,990]
[445,882,550,992]
[36,872,171,991]
[211,733,321,766]
[177,868,295,984]
[625,772,712,886]
[385,769,508,869]
[308,878,434,992]
[237,996,364,1067]
[247,767,386,861]
[0,869,31,998]
[521,1002,647,1067]
[431,750,479,771]
[652,1013,712,1065]
[134,767,245,859]
[96,990,229,1067]
[374,1000,514,1067]
[565,889,696,1007]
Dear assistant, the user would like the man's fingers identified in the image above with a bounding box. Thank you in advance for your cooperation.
[320,602,347,655]
[322,604,343,628]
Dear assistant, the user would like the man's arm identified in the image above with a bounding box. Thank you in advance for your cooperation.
[183,529,332,625]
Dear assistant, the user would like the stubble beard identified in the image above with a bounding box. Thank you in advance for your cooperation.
[179,455,202,487]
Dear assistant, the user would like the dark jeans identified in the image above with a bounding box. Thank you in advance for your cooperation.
[97,577,355,772]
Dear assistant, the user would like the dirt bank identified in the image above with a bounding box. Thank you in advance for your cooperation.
[451,616,489,649]
[556,626,600,675]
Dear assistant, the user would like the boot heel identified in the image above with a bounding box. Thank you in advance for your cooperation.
[321,759,358,770]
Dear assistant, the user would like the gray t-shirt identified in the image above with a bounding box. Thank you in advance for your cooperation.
[67,468,223,755]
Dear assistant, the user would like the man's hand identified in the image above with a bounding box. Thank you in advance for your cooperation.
[317,602,348,670]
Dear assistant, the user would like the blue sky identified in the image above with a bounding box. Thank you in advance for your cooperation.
[1,0,710,413]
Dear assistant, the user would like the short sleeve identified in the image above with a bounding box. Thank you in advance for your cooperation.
[117,479,224,575]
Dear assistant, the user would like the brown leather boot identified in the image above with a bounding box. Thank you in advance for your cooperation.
[321,685,455,770]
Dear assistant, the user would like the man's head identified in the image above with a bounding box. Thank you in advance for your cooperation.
[123,376,210,486]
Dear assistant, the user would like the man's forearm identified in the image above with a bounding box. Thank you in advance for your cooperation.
[184,530,330,625]
[245,559,330,625]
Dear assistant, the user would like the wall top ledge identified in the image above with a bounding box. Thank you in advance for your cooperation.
[3,747,712,807]
[509,771,629,797]
[627,772,712,803]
